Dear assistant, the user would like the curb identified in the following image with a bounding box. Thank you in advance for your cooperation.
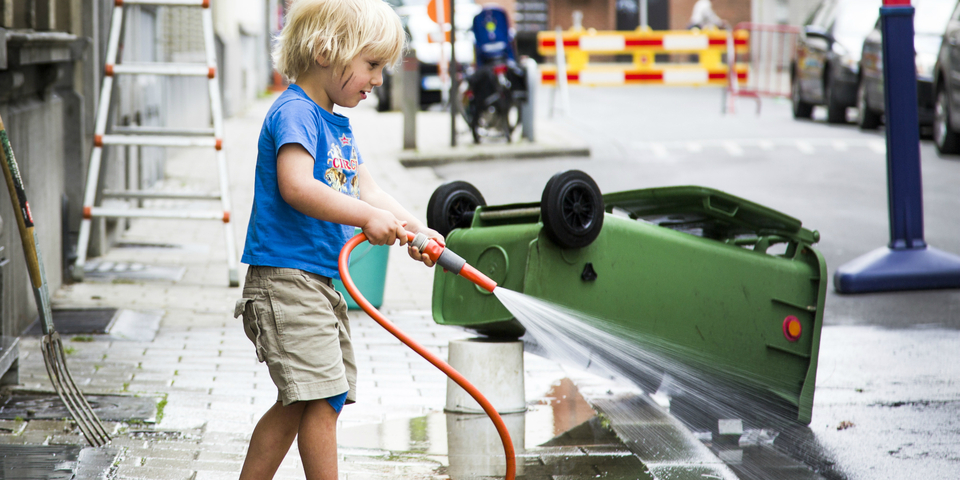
[398,143,591,167]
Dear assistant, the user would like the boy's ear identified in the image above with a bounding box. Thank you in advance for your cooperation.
[315,54,330,68]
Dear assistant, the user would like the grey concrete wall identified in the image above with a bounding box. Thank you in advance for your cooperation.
[0,96,66,337]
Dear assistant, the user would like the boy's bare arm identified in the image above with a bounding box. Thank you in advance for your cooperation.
[276,143,407,246]
[355,165,429,233]
[357,165,443,266]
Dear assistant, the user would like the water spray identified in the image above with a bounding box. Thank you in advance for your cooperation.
[338,231,515,480]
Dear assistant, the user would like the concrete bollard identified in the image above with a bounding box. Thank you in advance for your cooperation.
[521,57,538,142]
[446,411,525,478]
[445,338,525,414]
[401,51,419,150]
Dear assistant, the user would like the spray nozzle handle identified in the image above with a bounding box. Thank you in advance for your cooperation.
[405,231,497,292]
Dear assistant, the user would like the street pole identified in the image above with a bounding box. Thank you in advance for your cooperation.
[639,0,648,29]
[450,0,458,147]
[834,0,960,293]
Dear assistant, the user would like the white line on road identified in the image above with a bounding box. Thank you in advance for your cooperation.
[685,142,702,153]
[758,140,774,151]
[832,140,848,151]
[796,140,815,154]
[868,140,886,154]
[722,141,744,156]
[649,142,669,158]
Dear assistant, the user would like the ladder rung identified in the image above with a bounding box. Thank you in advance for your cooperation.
[117,0,209,7]
[102,190,221,200]
[110,63,213,77]
[112,126,215,136]
[99,134,218,148]
[88,207,227,221]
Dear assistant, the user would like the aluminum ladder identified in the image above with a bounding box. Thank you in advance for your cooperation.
[74,0,239,287]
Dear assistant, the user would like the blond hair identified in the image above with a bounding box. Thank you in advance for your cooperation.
[273,0,406,82]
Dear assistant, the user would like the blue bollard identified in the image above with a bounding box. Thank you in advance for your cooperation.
[834,0,960,293]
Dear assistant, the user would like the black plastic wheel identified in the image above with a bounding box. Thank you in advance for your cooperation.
[427,181,486,237]
[540,170,604,249]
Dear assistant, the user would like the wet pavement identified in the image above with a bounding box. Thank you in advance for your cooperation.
[4,85,959,479]
[0,92,704,479]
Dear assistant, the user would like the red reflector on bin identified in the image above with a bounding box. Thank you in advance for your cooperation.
[493,64,507,75]
[783,316,802,342]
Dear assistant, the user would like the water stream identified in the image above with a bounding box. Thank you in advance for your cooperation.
[492,287,845,480]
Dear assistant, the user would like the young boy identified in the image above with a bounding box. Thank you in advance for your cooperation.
[234,1,441,478]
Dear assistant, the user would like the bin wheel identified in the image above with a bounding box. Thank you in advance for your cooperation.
[427,181,486,237]
[541,170,604,249]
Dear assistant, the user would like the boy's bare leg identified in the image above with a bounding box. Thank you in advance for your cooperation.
[239,401,306,480]
[298,399,341,480]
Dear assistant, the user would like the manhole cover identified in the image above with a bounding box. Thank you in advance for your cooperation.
[0,445,120,480]
[0,394,159,422]
[23,309,118,336]
[24,309,161,341]
[83,261,185,282]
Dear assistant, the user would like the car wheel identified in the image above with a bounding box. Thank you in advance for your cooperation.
[376,74,392,112]
[934,86,960,155]
[427,181,486,237]
[541,170,604,249]
[791,71,813,119]
[856,77,881,130]
[825,72,847,124]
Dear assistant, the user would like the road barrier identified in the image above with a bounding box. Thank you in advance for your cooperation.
[724,23,800,113]
[536,27,749,87]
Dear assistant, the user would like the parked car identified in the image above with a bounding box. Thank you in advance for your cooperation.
[933,0,960,153]
[379,0,482,111]
[857,0,956,130]
[792,0,882,123]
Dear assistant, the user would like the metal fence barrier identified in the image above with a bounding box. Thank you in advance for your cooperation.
[724,22,800,114]
[536,26,749,87]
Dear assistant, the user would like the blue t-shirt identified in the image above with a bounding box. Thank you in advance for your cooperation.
[241,85,363,279]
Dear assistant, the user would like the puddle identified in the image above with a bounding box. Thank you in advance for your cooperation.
[338,377,641,478]
[340,377,610,454]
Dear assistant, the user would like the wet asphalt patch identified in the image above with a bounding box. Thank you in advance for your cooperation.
[0,393,159,422]
[0,444,120,480]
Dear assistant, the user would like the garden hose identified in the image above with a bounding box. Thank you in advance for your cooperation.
[338,232,516,480]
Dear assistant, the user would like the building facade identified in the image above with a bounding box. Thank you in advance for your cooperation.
[0,0,271,337]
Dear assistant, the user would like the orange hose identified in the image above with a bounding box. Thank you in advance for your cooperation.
[338,233,516,480]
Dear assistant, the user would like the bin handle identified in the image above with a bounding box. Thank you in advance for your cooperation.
[704,196,739,217]
[346,243,376,266]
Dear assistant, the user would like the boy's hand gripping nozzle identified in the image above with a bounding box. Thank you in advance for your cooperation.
[408,232,498,293]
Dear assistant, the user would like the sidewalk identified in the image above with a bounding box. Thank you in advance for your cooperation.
[3,93,721,480]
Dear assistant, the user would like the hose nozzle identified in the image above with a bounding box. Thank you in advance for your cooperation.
[408,232,497,292]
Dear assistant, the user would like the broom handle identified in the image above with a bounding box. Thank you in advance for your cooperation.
[0,114,56,335]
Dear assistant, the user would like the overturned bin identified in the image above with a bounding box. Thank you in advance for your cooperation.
[427,171,826,424]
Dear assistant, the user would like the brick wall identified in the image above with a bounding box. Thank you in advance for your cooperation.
[671,0,751,30]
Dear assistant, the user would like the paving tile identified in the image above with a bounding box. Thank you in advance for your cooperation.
[116,465,195,480]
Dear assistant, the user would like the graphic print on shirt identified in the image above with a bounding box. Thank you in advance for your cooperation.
[325,133,359,198]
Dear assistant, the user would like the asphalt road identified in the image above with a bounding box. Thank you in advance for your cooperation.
[430,86,960,480]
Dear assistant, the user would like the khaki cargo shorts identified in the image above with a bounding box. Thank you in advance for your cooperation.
[234,266,357,406]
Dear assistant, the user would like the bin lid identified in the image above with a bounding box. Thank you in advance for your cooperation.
[603,186,819,245]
